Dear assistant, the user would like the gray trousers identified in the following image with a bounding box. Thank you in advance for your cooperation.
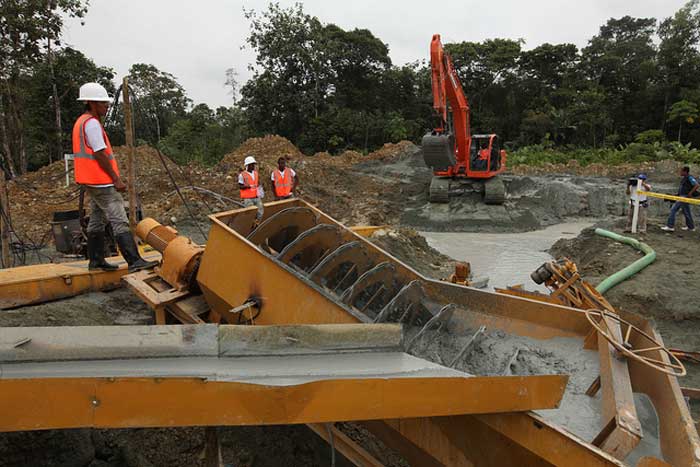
[242,197,264,221]
[86,186,130,235]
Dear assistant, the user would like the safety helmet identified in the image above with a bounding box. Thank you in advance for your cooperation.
[244,156,257,167]
[637,173,648,180]
[77,82,112,102]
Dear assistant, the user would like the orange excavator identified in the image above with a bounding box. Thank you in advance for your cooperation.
[422,34,507,204]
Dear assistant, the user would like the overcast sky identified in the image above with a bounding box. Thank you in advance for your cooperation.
[62,0,689,108]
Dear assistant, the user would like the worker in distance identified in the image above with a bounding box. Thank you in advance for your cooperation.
[270,156,299,200]
[239,155,264,224]
[661,166,699,232]
[72,82,159,272]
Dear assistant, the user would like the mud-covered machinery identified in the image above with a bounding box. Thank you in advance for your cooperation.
[116,199,699,466]
[2,199,699,466]
[422,34,506,204]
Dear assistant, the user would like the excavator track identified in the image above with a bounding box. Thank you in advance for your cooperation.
[483,177,506,205]
[429,176,451,203]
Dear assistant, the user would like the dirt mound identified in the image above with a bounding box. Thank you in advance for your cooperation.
[217,135,304,173]
[4,145,188,246]
[368,228,455,279]
[3,137,421,256]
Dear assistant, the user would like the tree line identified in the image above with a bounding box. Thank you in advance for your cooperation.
[3,0,700,176]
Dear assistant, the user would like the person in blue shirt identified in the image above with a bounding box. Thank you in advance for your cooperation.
[661,166,699,232]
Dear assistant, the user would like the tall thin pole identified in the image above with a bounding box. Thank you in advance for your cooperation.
[631,178,642,234]
[122,77,137,231]
[0,166,10,268]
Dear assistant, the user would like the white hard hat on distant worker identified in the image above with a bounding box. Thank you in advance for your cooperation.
[244,156,257,167]
[77,82,112,102]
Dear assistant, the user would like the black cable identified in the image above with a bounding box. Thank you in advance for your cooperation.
[154,147,207,239]
[0,201,51,265]
[126,87,221,215]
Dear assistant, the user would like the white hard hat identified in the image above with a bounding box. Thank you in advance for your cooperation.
[77,82,112,102]
[244,156,257,166]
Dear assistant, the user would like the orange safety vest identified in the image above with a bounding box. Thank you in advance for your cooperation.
[478,148,490,161]
[240,170,259,199]
[72,113,119,185]
[272,168,293,197]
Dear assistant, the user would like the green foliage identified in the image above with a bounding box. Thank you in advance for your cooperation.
[667,99,699,141]
[510,140,700,167]
[159,105,249,165]
[0,0,89,175]
[240,3,427,154]
[25,47,115,169]
[634,129,665,144]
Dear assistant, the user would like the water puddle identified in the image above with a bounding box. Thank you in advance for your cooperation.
[421,221,595,291]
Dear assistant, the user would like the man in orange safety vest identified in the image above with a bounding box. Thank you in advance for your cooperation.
[270,156,298,200]
[238,155,264,222]
[72,82,158,272]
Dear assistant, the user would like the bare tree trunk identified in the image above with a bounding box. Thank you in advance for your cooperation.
[47,36,62,164]
[0,165,10,268]
[18,128,26,175]
[0,93,17,178]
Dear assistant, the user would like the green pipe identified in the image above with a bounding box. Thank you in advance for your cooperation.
[594,228,656,294]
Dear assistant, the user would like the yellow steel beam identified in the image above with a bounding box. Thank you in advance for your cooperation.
[0,252,161,309]
[0,374,567,432]
[365,414,624,467]
[593,315,642,459]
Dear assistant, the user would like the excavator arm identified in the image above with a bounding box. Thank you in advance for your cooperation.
[430,34,471,163]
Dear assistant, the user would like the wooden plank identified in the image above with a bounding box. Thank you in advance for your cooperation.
[122,77,137,231]
[122,271,189,309]
[204,426,222,467]
[308,423,385,467]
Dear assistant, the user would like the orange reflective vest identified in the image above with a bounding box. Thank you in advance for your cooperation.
[240,170,259,199]
[478,148,490,161]
[272,168,293,197]
[72,113,119,185]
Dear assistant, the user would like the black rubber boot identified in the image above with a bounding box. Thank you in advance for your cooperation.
[115,232,159,273]
[87,232,118,271]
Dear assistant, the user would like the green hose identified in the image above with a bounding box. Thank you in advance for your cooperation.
[593,228,656,294]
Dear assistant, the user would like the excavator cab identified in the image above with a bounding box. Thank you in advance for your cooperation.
[471,134,502,173]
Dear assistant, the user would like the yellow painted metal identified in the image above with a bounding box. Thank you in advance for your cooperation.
[0,374,567,432]
[595,313,642,459]
[643,191,700,205]
[369,414,624,467]
[623,312,700,467]
[349,225,388,237]
[0,252,161,309]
